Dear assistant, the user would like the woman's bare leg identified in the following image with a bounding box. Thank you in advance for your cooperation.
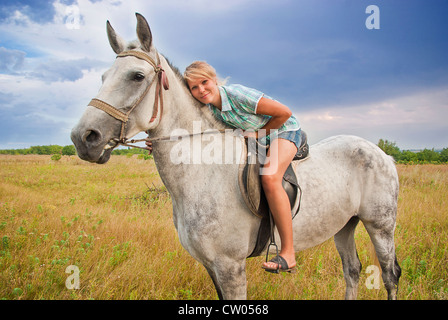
[261,138,297,270]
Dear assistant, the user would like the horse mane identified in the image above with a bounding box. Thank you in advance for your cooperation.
[162,55,183,82]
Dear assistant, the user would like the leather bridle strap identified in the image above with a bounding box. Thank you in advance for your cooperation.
[88,98,128,123]
[117,50,169,91]
[87,50,169,144]
[117,50,159,69]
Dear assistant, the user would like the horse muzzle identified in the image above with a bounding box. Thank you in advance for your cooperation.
[71,124,116,164]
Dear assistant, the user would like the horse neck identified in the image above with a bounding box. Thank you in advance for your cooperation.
[148,56,231,179]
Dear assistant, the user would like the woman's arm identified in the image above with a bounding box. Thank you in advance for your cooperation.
[249,97,292,139]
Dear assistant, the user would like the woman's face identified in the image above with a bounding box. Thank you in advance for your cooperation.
[187,77,221,107]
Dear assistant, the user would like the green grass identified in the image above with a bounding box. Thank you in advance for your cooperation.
[0,155,447,299]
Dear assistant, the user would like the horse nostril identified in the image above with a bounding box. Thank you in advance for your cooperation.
[82,129,101,144]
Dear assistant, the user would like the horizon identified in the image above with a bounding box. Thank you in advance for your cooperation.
[0,137,445,154]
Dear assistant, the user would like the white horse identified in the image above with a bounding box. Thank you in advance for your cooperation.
[71,13,401,300]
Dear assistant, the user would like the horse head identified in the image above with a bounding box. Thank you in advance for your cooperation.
[71,13,167,164]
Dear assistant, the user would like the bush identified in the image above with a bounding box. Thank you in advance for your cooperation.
[378,139,401,161]
[62,145,76,156]
[438,148,448,163]
[51,154,62,161]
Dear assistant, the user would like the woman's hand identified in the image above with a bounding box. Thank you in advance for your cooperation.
[145,139,153,154]
[243,131,258,139]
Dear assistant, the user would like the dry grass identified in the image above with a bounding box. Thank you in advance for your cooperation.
[0,155,447,300]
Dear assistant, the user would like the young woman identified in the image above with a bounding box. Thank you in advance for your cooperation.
[148,61,302,272]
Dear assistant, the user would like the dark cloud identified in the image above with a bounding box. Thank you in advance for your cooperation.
[167,0,448,112]
[29,58,107,82]
[0,45,107,82]
[0,104,65,148]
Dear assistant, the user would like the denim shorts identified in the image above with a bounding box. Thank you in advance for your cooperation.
[265,129,302,153]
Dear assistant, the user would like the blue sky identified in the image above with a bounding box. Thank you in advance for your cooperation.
[0,0,447,150]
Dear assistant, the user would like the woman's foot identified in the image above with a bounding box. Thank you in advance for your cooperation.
[262,253,296,273]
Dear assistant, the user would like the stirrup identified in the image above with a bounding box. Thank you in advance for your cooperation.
[265,242,280,274]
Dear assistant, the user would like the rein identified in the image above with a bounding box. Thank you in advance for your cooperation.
[87,50,169,149]
[114,130,270,151]
[116,129,229,150]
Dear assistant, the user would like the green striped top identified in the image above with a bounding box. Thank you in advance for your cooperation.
[208,84,300,144]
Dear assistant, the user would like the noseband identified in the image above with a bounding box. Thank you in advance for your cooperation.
[87,50,169,148]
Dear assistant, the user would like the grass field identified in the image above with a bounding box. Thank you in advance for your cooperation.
[0,155,447,300]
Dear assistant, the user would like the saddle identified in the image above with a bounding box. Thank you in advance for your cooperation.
[238,131,309,258]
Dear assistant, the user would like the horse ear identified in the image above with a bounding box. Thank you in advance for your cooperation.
[107,20,126,54]
[135,13,152,52]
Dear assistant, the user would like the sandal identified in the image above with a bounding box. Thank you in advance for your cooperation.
[262,255,296,274]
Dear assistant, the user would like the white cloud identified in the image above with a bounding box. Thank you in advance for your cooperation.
[147,0,266,13]
[299,87,448,149]
[0,0,129,60]
[0,69,104,149]
[0,0,146,148]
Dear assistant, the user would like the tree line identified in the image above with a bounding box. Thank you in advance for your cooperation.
[377,139,448,164]
[0,145,77,156]
[0,144,148,156]
[1,140,447,164]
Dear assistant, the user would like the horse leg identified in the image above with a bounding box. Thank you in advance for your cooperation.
[334,216,362,300]
[205,258,247,300]
[363,217,401,300]
[205,266,224,300]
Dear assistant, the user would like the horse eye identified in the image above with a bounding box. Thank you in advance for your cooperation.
[133,73,145,81]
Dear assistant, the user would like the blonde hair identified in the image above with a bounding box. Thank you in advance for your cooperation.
[184,61,227,85]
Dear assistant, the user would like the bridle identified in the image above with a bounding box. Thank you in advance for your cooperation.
[86,50,251,152]
[87,50,169,149]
